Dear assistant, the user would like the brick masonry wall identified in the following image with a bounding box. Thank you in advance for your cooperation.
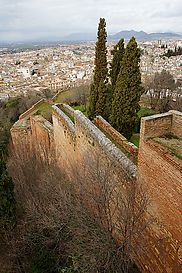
[52,106,76,180]
[30,116,54,163]
[19,99,46,120]
[74,111,137,179]
[10,118,32,153]
[10,106,182,273]
[138,112,182,273]
[170,110,182,138]
[94,116,138,162]
[52,106,136,184]
[58,103,75,118]
[140,112,172,140]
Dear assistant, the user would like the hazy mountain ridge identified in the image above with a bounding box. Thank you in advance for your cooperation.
[0,31,181,46]
[109,30,181,40]
[63,30,181,42]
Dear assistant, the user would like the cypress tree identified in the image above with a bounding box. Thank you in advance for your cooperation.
[88,18,108,119]
[88,83,95,119]
[96,79,108,119]
[110,37,144,139]
[110,39,125,90]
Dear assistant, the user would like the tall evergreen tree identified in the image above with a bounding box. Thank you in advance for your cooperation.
[110,39,125,90]
[96,79,108,119]
[110,37,144,139]
[88,18,108,119]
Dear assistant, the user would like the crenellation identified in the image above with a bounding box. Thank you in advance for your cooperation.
[140,112,173,140]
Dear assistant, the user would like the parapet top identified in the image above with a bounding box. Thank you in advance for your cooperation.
[74,110,137,178]
[141,112,172,121]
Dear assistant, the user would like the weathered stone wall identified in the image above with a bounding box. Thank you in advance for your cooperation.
[140,110,182,140]
[58,103,75,118]
[170,110,182,138]
[10,105,182,273]
[94,116,138,162]
[11,114,54,164]
[74,111,136,178]
[138,112,182,273]
[10,118,32,153]
[19,99,46,120]
[139,112,172,140]
[30,115,54,163]
[52,105,76,179]
[52,105,137,192]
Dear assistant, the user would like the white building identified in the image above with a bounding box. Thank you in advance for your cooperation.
[17,67,31,79]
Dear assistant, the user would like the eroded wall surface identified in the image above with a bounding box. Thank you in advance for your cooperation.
[10,104,182,273]
[138,112,182,273]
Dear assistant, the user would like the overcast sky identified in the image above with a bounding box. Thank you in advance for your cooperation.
[0,0,182,41]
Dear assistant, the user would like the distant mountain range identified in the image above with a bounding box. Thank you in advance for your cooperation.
[62,30,181,42]
[108,30,181,41]
[1,30,181,47]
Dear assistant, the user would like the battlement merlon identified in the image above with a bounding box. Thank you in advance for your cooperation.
[140,110,182,140]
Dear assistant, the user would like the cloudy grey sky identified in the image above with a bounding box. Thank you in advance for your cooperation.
[0,0,182,41]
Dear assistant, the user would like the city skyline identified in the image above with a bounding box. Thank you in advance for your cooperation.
[0,0,182,42]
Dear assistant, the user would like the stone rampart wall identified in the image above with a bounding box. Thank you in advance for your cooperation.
[138,112,182,272]
[94,116,138,162]
[140,110,182,140]
[10,118,32,153]
[52,105,136,184]
[140,112,172,139]
[170,110,182,138]
[56,103,75,118]
[10,105,182,273]
[75,111,137,179]
[19,99,46,120]
[30,116,54,163]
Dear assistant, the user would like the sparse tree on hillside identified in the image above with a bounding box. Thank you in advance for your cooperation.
[110,38,125,90]
[144,70,177,112]
[110,37,144,139]
[88,18,108,119]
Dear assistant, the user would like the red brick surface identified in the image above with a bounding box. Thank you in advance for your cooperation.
[10,107,182,273]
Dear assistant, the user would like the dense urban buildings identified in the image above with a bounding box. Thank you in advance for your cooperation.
[0,39,181,100]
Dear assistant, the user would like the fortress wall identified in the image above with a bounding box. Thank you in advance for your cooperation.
[94,116,138,162]
[52,105,136,185]
[30,116,54,163]
[58,103,75,118]
[138,139,182,240]
[19,99,46,120]
[73,111,138,244]
[52,106,76,178]
[138,113,182,272]
[140,112,172,139]
[75,111,137,180]
[170,110,182,138]
[10,118,32,153]
[10,105,182,273]
[51,107,137,231]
